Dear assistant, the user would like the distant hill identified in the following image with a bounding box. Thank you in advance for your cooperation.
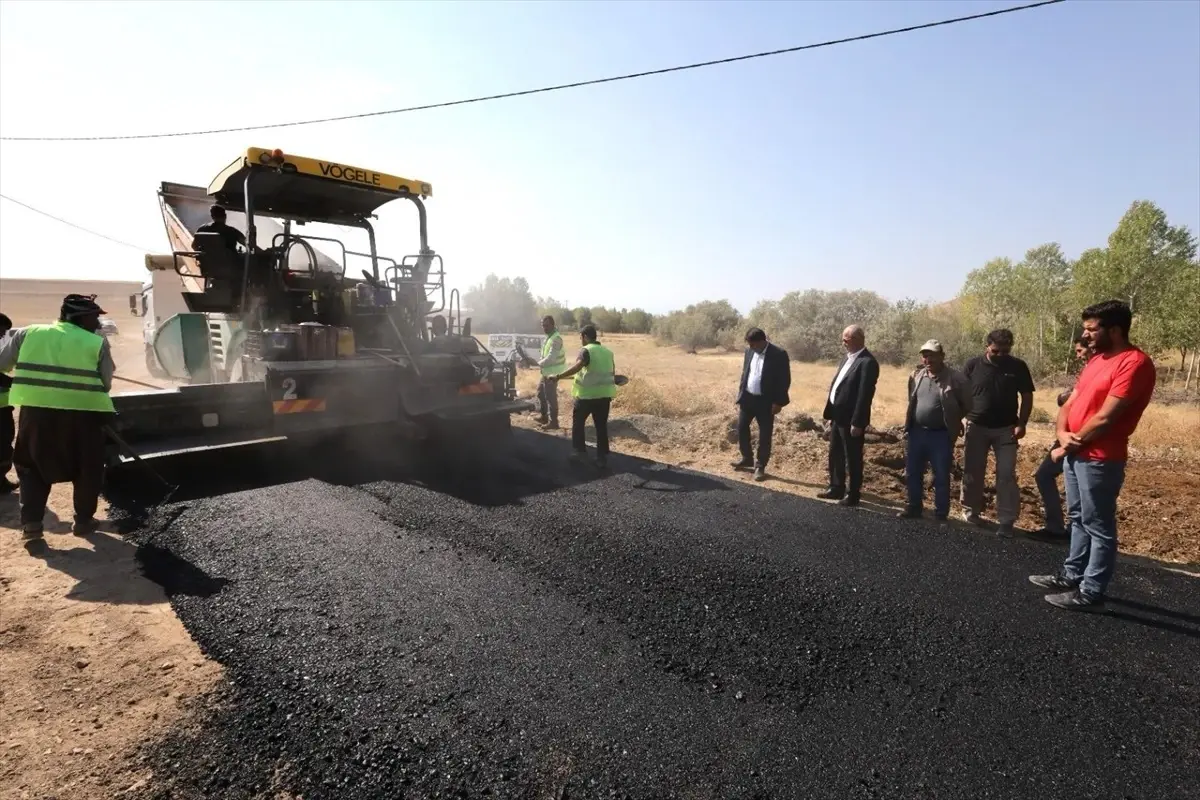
[0,278,143,326]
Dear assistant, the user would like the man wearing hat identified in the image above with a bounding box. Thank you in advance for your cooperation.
[0,294,115,542]
[899,339,972,521]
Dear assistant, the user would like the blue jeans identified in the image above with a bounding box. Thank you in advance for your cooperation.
[1035,447,1065,533]
[905,427,953,516]
[1062,454,1126,598]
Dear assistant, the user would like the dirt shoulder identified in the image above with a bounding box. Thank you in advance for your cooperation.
[0,485,221,800]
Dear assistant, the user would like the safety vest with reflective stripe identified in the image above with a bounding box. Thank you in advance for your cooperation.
[8,322,115,413]
[572,342,617,399]
[540,330,566,376]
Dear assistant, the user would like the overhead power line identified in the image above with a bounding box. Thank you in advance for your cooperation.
[0,0,1066,143]
[0,193,147,250]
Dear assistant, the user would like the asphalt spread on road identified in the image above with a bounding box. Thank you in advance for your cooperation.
[104,428,1200,800]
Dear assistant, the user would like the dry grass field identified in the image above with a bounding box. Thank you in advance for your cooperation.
[513,333,1200,566]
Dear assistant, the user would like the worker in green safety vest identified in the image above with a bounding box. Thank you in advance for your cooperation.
[0,312,15,496]
[547,323,618,469]
[535,315,566,429]
[0,294,116,544]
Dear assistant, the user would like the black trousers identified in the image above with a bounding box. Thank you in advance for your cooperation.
[13,407,107,528]
[0,406,14,475]
[572,397,611,457]
[827,422,865,499]
[537,375,559,423]
[737,395,774,467]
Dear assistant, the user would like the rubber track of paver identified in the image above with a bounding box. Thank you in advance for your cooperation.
[110,431,1200,800]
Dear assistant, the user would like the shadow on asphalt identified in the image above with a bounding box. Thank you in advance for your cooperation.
[103,427,731,515]
[1104,597,1200,640]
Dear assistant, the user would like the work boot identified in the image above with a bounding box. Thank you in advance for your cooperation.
[730,459,753,471]
[21,523,43,541]
[72,518,98,537]
[995,523,1015,539]
[752,466,767,482]
[896,507,922,519]
[0,476,17,494]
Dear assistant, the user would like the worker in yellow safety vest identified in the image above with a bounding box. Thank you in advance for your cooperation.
[535,315,566,429]
[547,323,617,469]
[0,312,15,495]
[0,295,116,543]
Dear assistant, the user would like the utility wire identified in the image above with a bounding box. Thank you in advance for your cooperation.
[0,0,1066,142]
[0,193,148,250]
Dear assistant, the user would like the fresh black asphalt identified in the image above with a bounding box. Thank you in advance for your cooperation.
[104,428,1200,800]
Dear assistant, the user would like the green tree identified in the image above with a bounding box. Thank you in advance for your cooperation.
[590,306,623,334]
[463,274,538,333]
[1076,200,1197,314]
[622,308,653,334]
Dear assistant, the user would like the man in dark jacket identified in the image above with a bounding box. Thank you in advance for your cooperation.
[819,324,880,506]
[732,327,790,482]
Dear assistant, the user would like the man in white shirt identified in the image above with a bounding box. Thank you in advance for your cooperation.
[732,327,791,481]
[820,324,880,506]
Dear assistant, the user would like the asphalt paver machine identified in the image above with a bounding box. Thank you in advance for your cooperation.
[107,147,532,470]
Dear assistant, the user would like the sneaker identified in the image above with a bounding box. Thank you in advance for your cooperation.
[0,476,17,495]
[962,510,984,526]
[752,467,767,482]
[896,508,922,519]
[996,523,1015,539]
[72,519,98,537]
[21,524,44,541]
[1045,588,1106,612]
[1028,572,1080,591]
[731,459,753,471]
[817,489,844,500]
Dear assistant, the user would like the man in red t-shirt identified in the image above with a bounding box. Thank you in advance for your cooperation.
[1028,300,1156,612]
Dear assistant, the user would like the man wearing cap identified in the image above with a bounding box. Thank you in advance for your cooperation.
[0,295,116,543]
[899,340,972,521]
[0,312,16,494]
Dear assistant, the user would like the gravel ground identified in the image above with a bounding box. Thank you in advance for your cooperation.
[107,429,1200,800]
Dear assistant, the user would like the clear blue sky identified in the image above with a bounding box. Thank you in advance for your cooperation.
[0,0,1196,316]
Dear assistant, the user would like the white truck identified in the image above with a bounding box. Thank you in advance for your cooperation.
[127,255,191,378]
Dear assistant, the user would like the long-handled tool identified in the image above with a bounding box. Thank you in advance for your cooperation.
[102,424,178,497]
[101,424,184,544]
[113,374,167,391]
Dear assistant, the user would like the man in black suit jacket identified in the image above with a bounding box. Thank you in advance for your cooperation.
[732,327,791,481]
[819,324,880,506]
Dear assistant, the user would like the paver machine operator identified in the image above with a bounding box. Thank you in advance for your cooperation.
[106,147,532,472]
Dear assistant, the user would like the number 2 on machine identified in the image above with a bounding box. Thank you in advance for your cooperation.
[281,377,298,400]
